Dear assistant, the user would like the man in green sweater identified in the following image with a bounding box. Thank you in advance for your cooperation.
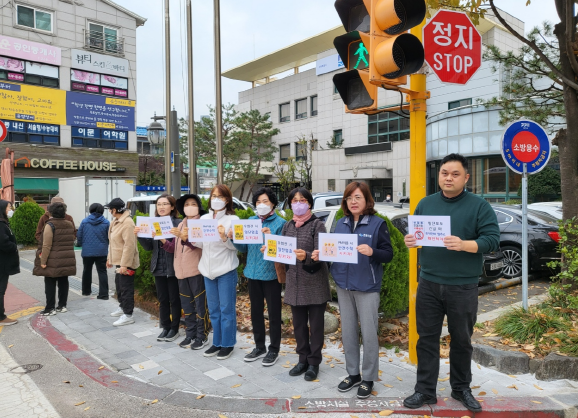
[403,153,499,413]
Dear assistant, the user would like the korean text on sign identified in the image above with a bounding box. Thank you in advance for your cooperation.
[408,215,451,248]
[148,216,175,240]
[263,234,296,265]
[318,233,358,264]
[187,219,220,242]
[231,220,263,244]
[136,216,152,238]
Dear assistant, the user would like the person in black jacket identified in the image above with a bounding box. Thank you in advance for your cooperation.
[134,194,182,342]
[0,200,20,326]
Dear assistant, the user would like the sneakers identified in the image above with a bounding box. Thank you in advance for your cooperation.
[262,351,279,367]
[0,317,18,326]
[192,338,209,350]
[97,296,109,300]
[110,307,124,317]
[113,314,134,327]
[165,329,179,342]
[204,345,221,357]
[216,346,234,360]
[451,390,482,412]
[244,347,267,362]
[403,392,438,409]
[157,329,169,341]
[56,306,67,313]
[179,337,192,348]
[40,309,56,316]
[357,381,374,399]
[338,375,362,392]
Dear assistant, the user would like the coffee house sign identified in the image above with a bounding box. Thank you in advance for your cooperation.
[16,157,118,171]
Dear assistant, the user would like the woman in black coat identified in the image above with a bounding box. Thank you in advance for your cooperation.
[0,200,20,326]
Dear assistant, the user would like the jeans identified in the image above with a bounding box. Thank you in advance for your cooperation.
[155,275,181,331]
[0,273,9,321]
[248,278,282,352]
[179,275,209,340]
[115,270,135,315]
[82,256,108,297]
[44,276,69,311]
[204,269,238,348]
[291,303,326,366]
[415,278,478,397]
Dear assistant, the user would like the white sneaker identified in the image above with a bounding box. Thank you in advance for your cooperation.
[110,307,124,317]
[113,314,134,327]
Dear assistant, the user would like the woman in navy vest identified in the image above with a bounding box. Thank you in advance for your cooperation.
[313,182,393,399]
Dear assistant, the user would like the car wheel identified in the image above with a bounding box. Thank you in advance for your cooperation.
[501,245,524,278]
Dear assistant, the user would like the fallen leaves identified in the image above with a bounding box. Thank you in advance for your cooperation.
[84,407,90,411]
[292,395,301,399]
[507,384,519,390]
[378,411,394,416]
[531,401,542,404]
[471,385,480,389]
[196,394,205,399]
[231,384,242,388]
[491,389,498,395]
[371,390,378,396]
[383,384,393,388]
[478,391,487,396]
[508,375,517,378]
[438,376,449,382]
[139,365,144,369]
[63,381,70,384]
[75,401,86,406]
[8,344,13,348]
[158,370,163,375]
[396,376,403,381]
[111,381,118,384]
[219,414,228,418]
[534,384,543,390]
[151,399,158,404]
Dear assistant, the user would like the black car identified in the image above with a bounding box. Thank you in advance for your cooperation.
[492,205,560,278]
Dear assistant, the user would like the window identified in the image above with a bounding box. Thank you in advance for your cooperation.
[391,216,409,236]
[279,144,290,161]
[328,179,336,192]
[264,112,271,121]
[314,210,331,224]
[279,103,290,123]
[295,142,307,161]
[333,129,343,145]
[368,113,409,144]
[0,59,60,88]
[295,98,307,120]
[325,198,341,207]
[88,23,120,54]
[1,120,59,145]
[310,95,318,116]
[333,84,339,94]
[448,98,472,110]
[16,5,53,32]
[495,210,513,224]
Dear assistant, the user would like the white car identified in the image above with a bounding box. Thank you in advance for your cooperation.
[312,203,410,234]
[527,202,562,220]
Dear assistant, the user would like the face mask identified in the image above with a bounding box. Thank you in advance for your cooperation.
[291,202,309,216]
[184,206,199,217]
[211,198,226,211]
[256,203,272,216]
[7,210,14,219]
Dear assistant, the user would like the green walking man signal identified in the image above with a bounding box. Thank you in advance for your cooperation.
[353,42,369,69]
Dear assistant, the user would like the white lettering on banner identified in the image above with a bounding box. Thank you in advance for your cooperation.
[71,49,129,77]
[28,158,118,171]
[432,22,452,46]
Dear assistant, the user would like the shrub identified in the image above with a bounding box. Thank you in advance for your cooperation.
[10,201,45,245]
[494,306,570,344]
[548,217,578,308]
[132,211,156,297]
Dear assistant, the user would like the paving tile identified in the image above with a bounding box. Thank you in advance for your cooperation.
[204,367,236,381]
[133,331,154,338]
[130,359,159,372]
[116,350,141,360]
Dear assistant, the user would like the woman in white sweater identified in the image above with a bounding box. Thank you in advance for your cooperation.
[194,184,239,360]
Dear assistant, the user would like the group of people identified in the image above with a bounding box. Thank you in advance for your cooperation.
[0,153,499,412]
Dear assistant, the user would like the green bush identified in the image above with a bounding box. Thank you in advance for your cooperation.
[548,217,578,309]
[10,201,45,245]
[132,211,156,297]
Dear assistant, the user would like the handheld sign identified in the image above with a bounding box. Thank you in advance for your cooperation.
[187,219,220,242]
[231,220,263,244]
[501,119,551,174]
[408,215,451,247]
[263,234,296,265]
[136,216,152,238]
[318,233,358,264]
[150,216,174,240]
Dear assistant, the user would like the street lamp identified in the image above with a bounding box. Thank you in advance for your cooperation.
[147,120,165,146]
[147,113,180,198]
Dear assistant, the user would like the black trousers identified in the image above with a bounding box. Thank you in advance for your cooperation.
[291,302,327,366]
[44,276,69,311]
[0,273,9,321]
[115,271,135,315]
[178,275,209,340]
[249,278,282,352]
[82,256,108,297]
[415,278,478,397]
[156,275,181,331]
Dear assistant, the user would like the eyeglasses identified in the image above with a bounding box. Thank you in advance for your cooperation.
[291,199,308,204]
[346,195,364,203]
[157,203,171,207]
[211,196,224,201]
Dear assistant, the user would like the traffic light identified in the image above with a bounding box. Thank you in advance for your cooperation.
[333,0,426,113]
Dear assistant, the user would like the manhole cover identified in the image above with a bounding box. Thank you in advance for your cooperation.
[10,364,43,374]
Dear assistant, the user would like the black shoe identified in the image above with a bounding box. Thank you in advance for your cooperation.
[451,390,482,412]
[82,293,91,296]
[304,365,319,381]
[204,345,221,357]
[338,374,362,392]
[157,329,169,341]
[216,346,234,360]
[40,309,56,316]
[289,362,308,376]
[403,392,437,409]
[244,347,267,362]
[262,351,279,367]
[179,337,192,348]
[97,296,109,300]
[165,329,179,342]
[55,306,67,313]
[357,381,374,399]
[192,338,208,350]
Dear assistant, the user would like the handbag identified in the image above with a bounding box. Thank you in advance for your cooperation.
[274,262,286,283]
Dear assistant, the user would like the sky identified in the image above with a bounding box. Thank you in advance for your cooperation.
[111,0,561,128]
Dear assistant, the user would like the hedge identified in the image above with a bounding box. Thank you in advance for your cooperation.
[10,201,45,245]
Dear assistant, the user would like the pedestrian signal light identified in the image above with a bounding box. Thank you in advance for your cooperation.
[333,69,377,112]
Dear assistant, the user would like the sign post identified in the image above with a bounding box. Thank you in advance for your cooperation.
[500,119,551,309]
[0,120,6,142]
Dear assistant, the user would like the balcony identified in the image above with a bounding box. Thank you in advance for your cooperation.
[83,30,124,56]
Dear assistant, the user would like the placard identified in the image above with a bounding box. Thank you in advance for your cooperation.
[264,234,296,265]
[148,216,174,240]
[318,233,358,264]
[231,220,263,244]
[187,219,220,242]
[136,216,151,238]
[408,215,451,247]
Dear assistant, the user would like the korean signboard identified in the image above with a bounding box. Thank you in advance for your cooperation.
[66,92,135,131]
[71,49,129,78]
[0,82,66,124]
[0,35,61,66]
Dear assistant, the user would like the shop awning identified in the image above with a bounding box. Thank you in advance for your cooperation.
[0,177,59,194]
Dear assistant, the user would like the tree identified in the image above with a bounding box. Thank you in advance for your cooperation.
[271,158,298,198]
[138,155,164,186]
[295,133,316,191]
[518,166,561,201]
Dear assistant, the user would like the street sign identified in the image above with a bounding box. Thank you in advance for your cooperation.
[0,120,7,142]
[501,119,551,174]
[423,10,482,85]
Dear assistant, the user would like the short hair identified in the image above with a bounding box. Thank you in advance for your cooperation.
[89,203,104,215]
[252,187,278,207]
[155,193,178,217]
[287,187,313,208]
[209,184,235,215]
[440,153,468,172]
[341,181,376,216]
[48,202,67,219]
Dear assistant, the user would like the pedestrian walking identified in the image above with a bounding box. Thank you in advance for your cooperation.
[0,200,19,326]
[194,185,239,360]
[77,203,110,299]
[33,202,76,316]
[230,187,286,366]
[35,196,76,243]
[403,153,500,413]
[163,193,209,350]
[313,182,393,398]
[105,198,140,327]
[135,194,181,342]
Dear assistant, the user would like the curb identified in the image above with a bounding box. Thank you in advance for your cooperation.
[30,314,578,417]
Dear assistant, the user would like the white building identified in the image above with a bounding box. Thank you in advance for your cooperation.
[224,9,526,203]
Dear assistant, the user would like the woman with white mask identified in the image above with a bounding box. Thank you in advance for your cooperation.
[0,200,19,326]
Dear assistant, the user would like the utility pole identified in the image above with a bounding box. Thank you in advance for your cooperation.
[186,0,197,194]
[214,0,224,185]
[164,0,172,195]
[171,107,181,198]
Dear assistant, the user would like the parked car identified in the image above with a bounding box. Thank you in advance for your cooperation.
[492,204,560,278]
[277,192,344,216]
[127,194,252,217]
[527,202,562,220]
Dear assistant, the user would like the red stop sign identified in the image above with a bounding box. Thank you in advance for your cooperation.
[423,10,482,85]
